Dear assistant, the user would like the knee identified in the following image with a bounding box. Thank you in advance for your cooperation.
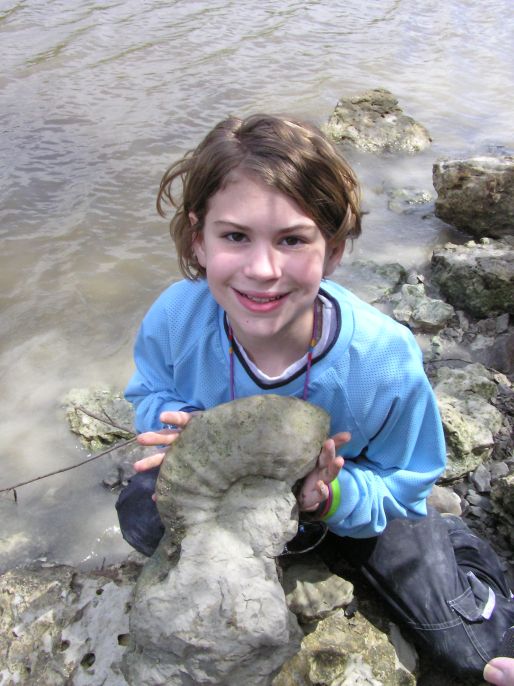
[115,467,164,557]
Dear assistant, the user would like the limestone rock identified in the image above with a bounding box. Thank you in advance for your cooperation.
[64,386,134,451]
[387,187,434,214]
[434,365,505,478]
[272,608,416,686]
[431,239,514,319]
[332,260,406,305]
[0,562,137,685]
[433,156,514,239]
[123,395,330,686]
[392,283,455,332]
[427,484,462,516]
[281,557,354,624]
[324,88,431,153]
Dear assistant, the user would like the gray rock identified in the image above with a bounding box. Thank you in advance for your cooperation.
[332,259,406,304]
[387,187,434,214]
[490,462,510,481]
[431,239,514,319]
[272,608,416,686]
[496,313,511,334]
[427,484,462,516]
[468,505,486,519]
[433,156,514,239]
[64,386,134,451]
[324,88,431,153]
[468,328,514,376]
[281,558,354,625]
[434,363,498,402]
[434,365,505,478]
[470,464,492,493]
[0,562,137,685]
[392,283,455,332]
[491,474,514,549]
[123,395,330,686]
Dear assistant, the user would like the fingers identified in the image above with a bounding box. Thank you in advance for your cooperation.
[133,452,165,472]
[331,431,351,449]
[137,429,179,447]
[136,411,193,448]
[160,410,193,427]
[318,438,345,481]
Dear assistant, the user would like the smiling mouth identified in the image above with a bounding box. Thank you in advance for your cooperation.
[236,290,286,304]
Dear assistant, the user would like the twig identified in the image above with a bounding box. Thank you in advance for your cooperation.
[0,436,137,495]
[75,405,135,436]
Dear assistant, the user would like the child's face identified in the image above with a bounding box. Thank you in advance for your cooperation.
[191,170,344,360]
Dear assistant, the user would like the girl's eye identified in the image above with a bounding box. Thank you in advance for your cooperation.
[281,236,305,247]
[225,232,247,242]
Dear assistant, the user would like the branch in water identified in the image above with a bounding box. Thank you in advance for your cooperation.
[0,436,138,496]
[0,404,137,497]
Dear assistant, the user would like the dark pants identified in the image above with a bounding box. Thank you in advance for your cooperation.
[116,470,514,677]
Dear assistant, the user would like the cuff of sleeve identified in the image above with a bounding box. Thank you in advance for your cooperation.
[321,469,360,524]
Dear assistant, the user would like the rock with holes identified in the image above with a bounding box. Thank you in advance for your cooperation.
[122,395,330,686]
[0,561,136,685]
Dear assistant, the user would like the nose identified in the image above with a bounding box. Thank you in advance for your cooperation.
[243,243,282,280]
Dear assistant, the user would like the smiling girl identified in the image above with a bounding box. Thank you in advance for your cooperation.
[116,114,513,677]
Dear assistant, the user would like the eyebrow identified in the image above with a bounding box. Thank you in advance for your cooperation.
[213,220,318,233]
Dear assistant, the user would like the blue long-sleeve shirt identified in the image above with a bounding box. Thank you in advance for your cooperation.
[125,278,446,539]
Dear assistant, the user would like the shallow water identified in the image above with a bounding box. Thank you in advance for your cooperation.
[1,0,513,570]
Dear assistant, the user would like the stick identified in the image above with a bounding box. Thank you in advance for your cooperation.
[0,436,138,495]
[0,402,138,497]
[74,405,135,435]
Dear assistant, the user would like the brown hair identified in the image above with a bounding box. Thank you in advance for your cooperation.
[157,113,361,279]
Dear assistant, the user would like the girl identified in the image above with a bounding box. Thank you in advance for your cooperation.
[117,113,513,678]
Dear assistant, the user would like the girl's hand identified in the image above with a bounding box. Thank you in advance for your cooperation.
[297,432,351,512]
[133,410,193,473]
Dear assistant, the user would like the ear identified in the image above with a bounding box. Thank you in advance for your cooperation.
[190,212,206,268]
[323,241,345,277]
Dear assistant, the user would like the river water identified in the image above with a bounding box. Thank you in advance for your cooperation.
[1,0,513,570]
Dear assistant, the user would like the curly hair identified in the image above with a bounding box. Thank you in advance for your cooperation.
[157,114,361,279]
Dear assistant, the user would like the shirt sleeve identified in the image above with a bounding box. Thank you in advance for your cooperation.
[323,337,446,538]
[125,295,196,433]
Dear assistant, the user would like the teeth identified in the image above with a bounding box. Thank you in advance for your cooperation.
[245,294,282,303]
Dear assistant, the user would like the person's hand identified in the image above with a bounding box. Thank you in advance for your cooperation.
[484,658,514,686]
[297,432,351,512]
[133,410,193,473]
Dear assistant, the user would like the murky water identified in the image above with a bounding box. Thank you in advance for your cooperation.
[1,0,513,570]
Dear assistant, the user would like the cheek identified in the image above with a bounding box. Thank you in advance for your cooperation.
[292,252,326,285]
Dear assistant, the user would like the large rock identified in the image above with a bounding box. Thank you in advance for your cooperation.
[433,156,514,239]
[324,88,431,153]
[431,239,514,319]
[392,283,455,332]
[272,608,416,686]
[434,364,505,478]
[123,395,330,686]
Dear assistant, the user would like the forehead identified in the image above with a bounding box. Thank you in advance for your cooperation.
[206,169,316,228]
